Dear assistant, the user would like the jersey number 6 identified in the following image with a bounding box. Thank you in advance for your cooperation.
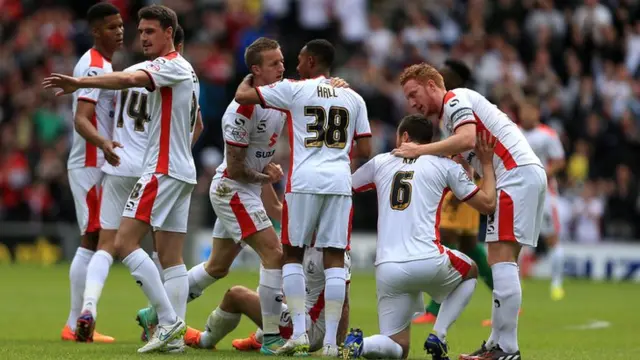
[390,171,414,211]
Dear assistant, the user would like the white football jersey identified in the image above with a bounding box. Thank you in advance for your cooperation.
[139,52,199,184]
[102,61,151,177]
[214,101,287,194]
[440,88,542,183]
[352,153,479,265]
[521,124,564,192]
[68,48,115,169]
[256,76,371,195]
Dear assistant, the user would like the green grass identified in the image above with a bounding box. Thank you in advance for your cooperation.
[1,264,639,359]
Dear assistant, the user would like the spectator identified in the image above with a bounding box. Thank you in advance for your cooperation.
[572,180,604,243]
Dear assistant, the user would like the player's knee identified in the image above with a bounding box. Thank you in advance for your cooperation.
[204,260,230,279]
[261,242,283,269]
[114,234,134,258]
[221,286,250,311]
[487,242,520,265]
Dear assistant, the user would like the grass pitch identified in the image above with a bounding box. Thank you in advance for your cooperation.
[1,264,639,359]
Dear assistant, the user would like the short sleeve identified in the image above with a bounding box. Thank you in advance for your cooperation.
[446,162,479,201]
[442,91,476,133]
[76,67,106,103]
[140,57,191,92]
[256,80,295,110]
[222,109,254,148]
[352,157,377,192]
[354,95,372,139]
[548,132,565,160]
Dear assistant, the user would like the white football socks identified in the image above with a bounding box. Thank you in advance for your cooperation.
[282,263,307,339]
[549,245,564,288]
[487,262,521,353]
[187,262,218,302]
[362,335,403,359]
[123,248,177,325]
[259,267,284,335]
[82,249,113,318]
[199,307,241,349]
[163,264,188,321]
[67,247,94,330]
[323,267,346,346]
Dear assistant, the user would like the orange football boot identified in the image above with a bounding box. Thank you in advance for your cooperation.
[232,332,262,351]
[184,326,202,348]
[61,324,115,343]
[412,312,437,324]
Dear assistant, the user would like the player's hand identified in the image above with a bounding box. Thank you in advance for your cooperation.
[263,163,284,183]
[100,140,123,167]
[42,73,81,96]
[330,77,350,88]
[391,142,423,159]
[475,131,496,165]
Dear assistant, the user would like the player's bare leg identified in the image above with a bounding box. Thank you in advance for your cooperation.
[76,229,117,343]
[545,233,564,300]
[322,247,347,356]
[189,285,264,349]
[186,237,243,301]
[460,241,522,360]
[116,218,185,353]
[279,244,309,356]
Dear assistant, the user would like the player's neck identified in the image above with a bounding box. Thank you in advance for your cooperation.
[92,44,113,62]
[307,70,330,79]
[159,44,177,58]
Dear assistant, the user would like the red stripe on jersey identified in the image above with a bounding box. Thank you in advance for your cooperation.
[135,175,159,224]
[439,91,456,118]
[284,111,294,193]
[474,113,517,170]
[230,193,258,239]
[281,199,290,245]
[446,249,471,276]
[163,51,179,60]
[353,183,375,193]
[156,87,172,174]
[498,191,516,241]
[309,289,325,323]
[84,113,98,167]
[222,169,229,178]
[85,185,101,233]
[434,188,450,253]
[89,48,104,68]
[354,132,372,139]
[461,186,480,202]
[225,140,249,148]
[77,97,97,104]
[236,104,255,119]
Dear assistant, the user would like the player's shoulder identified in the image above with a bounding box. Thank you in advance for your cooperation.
[124,60,151,72]
[444,87,478,105]
[224,100,257,120]
[151,52,192,71]
[75,48,110,74]
[536,124,559,137]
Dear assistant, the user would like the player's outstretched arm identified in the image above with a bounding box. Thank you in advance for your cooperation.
[392,123,476,159]
[465,132,497,214]
[42,71,152,95]
[234,75,262,105]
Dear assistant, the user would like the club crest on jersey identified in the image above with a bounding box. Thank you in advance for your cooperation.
[146,63,161,72]
[215,183,232,197]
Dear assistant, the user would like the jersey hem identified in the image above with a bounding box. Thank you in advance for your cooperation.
[286,190,353,196]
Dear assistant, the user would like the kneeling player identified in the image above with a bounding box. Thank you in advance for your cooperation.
[184,247,351,353]
[343,114,497,360]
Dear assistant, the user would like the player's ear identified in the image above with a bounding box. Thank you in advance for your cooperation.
[250,64,260,76]
[402,131,410,143]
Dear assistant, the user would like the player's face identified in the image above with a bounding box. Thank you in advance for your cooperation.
[403,79,436,116]
[95,14,124,51]
[138,19,172,58]
[518,104,539,129]
[296,47,311,78]
[254,48,285,84]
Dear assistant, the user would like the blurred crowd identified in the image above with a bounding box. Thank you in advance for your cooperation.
[0,0,639,242]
